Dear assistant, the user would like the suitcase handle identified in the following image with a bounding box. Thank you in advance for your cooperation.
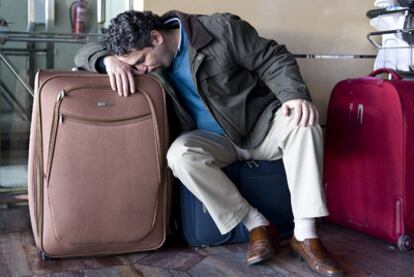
[368,68,403,80]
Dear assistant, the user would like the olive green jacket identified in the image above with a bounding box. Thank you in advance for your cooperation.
[74,11,312,149]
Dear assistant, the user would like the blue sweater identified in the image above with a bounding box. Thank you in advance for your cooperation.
[165,19,224,135]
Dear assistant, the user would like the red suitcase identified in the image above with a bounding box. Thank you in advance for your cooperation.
[324,68,414,251]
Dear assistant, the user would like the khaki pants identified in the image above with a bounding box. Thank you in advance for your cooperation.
[167,109,329,235]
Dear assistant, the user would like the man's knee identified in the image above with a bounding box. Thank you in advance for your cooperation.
[305,124,323,137]
[281,123,323,153]
[166,136,201,173]
[282,112,321,133]
[167,139,187,171]
[296,124,323,146]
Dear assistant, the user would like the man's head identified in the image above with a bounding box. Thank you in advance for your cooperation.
[106,11,178,73]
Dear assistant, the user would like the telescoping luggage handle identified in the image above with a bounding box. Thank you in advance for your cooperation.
[369,68,403,80]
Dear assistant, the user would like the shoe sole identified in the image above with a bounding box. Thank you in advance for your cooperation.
[289,248,344,277]
[247,249,274,266]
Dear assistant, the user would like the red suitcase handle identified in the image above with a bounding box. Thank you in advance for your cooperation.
[369,68,402,80]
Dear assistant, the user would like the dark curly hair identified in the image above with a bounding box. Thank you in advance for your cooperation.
[106,11,166,56]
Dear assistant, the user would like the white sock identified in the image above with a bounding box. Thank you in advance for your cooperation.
[294,218,318,241]
[242,207,269,231]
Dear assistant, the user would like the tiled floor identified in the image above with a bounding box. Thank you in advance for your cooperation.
[1,223,414,277]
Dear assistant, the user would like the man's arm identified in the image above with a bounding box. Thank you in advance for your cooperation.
[74,42,136,97]
[74,42,110,72]
[225,15,318,126]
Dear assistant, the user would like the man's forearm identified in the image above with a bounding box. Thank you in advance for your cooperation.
[74,42,110,72]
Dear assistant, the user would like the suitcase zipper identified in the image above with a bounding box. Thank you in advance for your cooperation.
[58,113,151,126]
[45,90,65,184]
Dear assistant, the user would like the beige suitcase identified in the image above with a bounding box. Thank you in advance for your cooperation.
[28,70,171,259]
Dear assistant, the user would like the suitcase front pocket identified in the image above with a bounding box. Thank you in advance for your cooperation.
[46,92,161,246]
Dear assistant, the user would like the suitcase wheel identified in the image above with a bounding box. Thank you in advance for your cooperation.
[39,251,52,261]
[397,235,413,251]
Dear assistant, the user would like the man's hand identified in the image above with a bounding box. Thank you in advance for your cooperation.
[281,99,319,127]
[103,56,139,97]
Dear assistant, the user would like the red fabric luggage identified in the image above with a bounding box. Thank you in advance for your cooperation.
[324,68,414,251]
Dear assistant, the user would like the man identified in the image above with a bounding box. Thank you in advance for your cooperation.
[75,10,343,276]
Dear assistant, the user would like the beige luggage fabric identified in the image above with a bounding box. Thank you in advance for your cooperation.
[28,70,170,258]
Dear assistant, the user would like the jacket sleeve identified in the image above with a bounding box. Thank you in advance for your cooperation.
[225,15,312,103]
[74,42,110,72]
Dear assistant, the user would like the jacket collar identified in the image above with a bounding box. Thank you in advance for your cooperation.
[162,10,213,51]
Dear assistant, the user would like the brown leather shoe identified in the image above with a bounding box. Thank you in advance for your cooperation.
[290,236,343,276]
[246,226,275,265]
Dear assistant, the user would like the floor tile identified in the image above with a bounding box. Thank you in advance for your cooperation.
[318,223,376,243]
[137,249,205,271]
[2,223,414,277]
[82,265,141,277]
[188,252,281,277]
[31,265,140,277]
[267,247,319,277]
[30,271,85,277]
[193,245,232,256]
[0,232,32,277]
[134,264,190,277]
[223,242,248,253]
[116,252,151,265]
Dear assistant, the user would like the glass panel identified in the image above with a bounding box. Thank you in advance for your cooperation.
[0,54,31,194]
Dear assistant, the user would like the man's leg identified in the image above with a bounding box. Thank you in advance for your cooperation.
[250,108,343,276]
[167,130,252,234]
[167,130,273,265]
[251,108,328,220]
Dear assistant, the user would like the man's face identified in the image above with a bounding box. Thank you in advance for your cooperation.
[117,31,175,74]
[116,47,165,74]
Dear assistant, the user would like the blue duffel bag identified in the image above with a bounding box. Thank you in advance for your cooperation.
[179,159,294,247]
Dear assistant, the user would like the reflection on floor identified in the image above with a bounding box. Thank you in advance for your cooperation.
[0,223,413,277]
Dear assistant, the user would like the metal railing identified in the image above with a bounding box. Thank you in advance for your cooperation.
[0,29,107,99]
[1,31,107,44]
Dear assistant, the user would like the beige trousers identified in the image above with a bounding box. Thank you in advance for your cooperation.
[167,109,329,235]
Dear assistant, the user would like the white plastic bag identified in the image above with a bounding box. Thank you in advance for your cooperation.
[370,10,414,71]
[374,0,397,8]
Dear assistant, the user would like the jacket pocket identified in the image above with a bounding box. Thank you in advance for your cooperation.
[199,66,240,96]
